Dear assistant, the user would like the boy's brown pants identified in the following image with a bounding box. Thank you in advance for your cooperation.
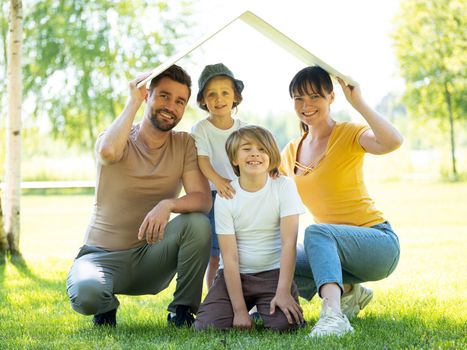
[194,268,302,332]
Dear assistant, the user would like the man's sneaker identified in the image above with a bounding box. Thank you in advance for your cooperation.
[93,308,117,327]
[167,305,195,328]
[308,305,354,337]
[340,284,373,320]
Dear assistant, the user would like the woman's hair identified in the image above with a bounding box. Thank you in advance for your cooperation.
[225,125,280,177]
[149,64,192,99]
[288,66,333,133]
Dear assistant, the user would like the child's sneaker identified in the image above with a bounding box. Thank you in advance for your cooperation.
[308,305,354,337]
[249,306,262,324]
[340,284,373,320]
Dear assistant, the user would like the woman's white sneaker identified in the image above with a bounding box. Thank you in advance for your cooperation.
[308,305,354,337]
[341,284,373,320]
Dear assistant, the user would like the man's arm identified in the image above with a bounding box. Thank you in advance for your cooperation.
[198,156,235,199]
[174,168,212,214]
[96,72,151,165]
[138,168,211,244]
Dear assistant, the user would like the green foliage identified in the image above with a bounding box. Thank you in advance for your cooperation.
[376,92,436,150]
[392,0,466,123]
[21,0,194,151]
[0,1,7,76]
[392,0,466,178]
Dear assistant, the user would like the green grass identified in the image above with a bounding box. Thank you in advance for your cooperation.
[1,180,466,349]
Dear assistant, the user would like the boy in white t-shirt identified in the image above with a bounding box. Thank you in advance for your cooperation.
[191,63,247,288]
[194,125,306,332]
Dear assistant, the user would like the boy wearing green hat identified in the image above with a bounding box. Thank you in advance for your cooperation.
[191,63,247,289]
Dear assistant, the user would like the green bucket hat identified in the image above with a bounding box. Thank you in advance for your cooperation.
[197,63,244,102]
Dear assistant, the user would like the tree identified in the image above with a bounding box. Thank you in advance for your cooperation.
[0,2,7,262]
[0,200,6,263]
[22,0,193,151]
[392,0,467,179]
[1,1,8,108]
[3,0,22,257]
[1,2,8,172]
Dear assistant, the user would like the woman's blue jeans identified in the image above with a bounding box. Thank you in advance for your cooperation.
[294,221,400,300]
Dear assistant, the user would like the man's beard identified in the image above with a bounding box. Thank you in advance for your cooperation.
[150,108,179,131]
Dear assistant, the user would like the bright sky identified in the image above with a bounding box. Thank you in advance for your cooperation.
[180,0,403,116]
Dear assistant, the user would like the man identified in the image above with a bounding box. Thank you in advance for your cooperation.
[66,65,212,328]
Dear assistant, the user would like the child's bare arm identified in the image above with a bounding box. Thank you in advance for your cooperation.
[218,234,252,329]
[270,214,304,324]
[198,156,235,199]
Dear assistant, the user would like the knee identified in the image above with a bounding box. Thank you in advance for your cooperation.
[304,224,333,249]
[305,224,331,239]
[192,320,202,331]
[68,279,109,315]
[265,317,300,333]
[193,319,208,331]
[182,213,211,245]
[193,318,230,331]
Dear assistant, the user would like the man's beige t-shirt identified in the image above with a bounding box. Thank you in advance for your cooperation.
[84,125,199,251]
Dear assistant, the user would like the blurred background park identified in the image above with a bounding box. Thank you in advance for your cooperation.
[0,0,465,186]
[0,0,466,348]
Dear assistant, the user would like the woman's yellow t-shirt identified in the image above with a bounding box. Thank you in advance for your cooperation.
[280,122,385,227]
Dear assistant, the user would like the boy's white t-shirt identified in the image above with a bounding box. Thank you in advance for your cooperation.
[191,118,247,191]
[215,176,306,274]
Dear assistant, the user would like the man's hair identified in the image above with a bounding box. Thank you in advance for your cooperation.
[148,64,192,99]
[225,125,281,177]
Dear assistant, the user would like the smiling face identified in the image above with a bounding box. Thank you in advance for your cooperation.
[292,83,335,127]
[145,77,189,131]
[233,137,271,177]
[201,76,237,119]
[225,126,281,178]
[288,66,335,133]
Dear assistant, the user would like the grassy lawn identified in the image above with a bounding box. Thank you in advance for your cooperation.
[1,180,466,349]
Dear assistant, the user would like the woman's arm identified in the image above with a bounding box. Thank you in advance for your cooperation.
[198,156,235,199]
[270,214,304,324]
[218,234,252,329]
[337,77,403,155]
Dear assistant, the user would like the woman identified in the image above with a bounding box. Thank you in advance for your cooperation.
[280,66,403,337]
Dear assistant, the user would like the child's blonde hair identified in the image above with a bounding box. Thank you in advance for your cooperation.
[225,125,281,177]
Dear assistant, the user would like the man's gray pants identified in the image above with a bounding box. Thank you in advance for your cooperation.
[66,213,210,315]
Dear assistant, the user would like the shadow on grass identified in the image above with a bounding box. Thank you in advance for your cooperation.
[8,253,65,291]
[2,285,464,350]
[74,314,466,349]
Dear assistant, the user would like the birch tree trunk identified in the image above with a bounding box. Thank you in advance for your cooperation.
[5,0,23,255]
[0,199,6,262]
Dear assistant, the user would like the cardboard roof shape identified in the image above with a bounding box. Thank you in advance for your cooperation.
[137,10,358,89]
